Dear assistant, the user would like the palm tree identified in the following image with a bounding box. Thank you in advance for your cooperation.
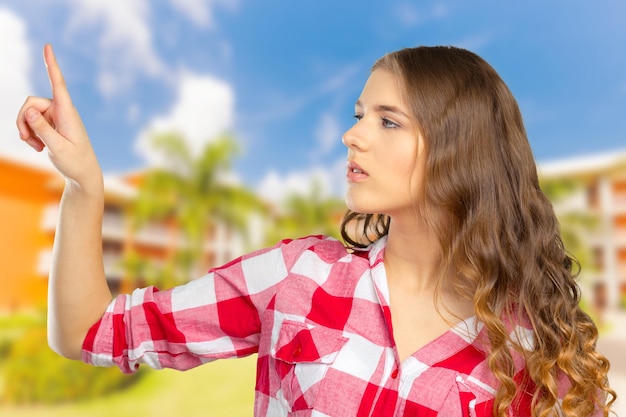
[125,132,266,288]
[264,178,346,246]
[540,177,598,271]
[539,176,601,319]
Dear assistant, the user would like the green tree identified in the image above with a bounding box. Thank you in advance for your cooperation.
[264,179,346,246]
[539,176,601,319]
[125,132,266,288]
[540,177,598,272]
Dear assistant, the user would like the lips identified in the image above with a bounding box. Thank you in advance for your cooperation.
[347,161,368,182]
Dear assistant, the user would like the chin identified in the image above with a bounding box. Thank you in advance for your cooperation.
[345,189,383,214]
[345,194,361,213]
[345,200,376,215]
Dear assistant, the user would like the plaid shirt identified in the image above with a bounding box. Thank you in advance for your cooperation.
[82,235,574,416]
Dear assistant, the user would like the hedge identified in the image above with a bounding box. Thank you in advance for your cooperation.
[2,326,143,404]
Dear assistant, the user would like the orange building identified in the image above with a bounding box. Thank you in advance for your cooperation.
[7,149,624,313]
[0,155,247,312]
[0,156,59,311]
[539,149,626,311]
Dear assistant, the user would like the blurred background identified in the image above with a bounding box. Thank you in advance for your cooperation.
[1,0,625,415]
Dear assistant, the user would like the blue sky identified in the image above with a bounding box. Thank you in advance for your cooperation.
[1,0,625,201]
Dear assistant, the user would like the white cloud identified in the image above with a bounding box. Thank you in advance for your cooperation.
[394,3,422,26]
[134,71,235,167]
[431,3,448,18]
[393,2,448,27]
[59,0,240,97]
[452,32,493,52]
[127,103,141,124]
[315,113,341,155]
[255,158,347,204]
[64,0,166,97]
[169,0,239,28]
[0,7,50,166]
[243,64,360,126]
[170,0,211,26]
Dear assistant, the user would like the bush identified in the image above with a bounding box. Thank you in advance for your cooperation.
[2,326,144,404]
[0,313,45,360]
[0,333,12,360]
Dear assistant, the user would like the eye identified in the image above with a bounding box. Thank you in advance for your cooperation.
[353,114,363,122]
[382,118,400,128]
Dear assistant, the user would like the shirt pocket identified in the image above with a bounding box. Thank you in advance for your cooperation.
[271,319,348,413]
[455,375,497,417]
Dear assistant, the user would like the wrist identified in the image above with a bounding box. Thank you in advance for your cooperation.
[63,176,104,207]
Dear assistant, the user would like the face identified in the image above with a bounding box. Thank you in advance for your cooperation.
[342,68,425,219]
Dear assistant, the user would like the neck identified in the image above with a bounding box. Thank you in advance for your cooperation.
[384,217,444,293]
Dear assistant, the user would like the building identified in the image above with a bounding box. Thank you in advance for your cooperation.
[1,156,58,311]
[4,148,625,313]
[539,149,626,311]
[0,155,247,312]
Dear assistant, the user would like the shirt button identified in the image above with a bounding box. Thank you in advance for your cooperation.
[292,346,302,357]
[391,368,399,379]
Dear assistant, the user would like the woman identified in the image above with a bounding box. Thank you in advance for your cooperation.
[17,44,614,416]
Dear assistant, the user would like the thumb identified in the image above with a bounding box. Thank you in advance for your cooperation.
[25,107,62,152]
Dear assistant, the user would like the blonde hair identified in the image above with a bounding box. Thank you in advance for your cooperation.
[341,46,615,416]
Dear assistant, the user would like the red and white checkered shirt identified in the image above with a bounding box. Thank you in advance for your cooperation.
[82,235,575,416]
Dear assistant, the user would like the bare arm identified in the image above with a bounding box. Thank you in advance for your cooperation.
[16,44,112,360]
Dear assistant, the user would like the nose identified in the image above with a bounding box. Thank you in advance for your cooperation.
[341,123,363,151]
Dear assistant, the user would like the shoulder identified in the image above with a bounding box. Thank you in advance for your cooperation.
[272,235,352,266]
[209,235,353,278]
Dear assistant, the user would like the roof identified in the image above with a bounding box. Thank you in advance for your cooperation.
[537,148,626,180]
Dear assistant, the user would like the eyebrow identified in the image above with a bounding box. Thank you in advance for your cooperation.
[355,100,411,119]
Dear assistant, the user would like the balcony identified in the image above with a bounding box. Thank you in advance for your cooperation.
[103,251,125,281]
[39,204,240,261]
[132,224,175,248]
[101,210,126,241]
[41,203,131,243]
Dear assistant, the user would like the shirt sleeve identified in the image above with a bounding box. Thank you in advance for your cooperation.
[81,237,303,374]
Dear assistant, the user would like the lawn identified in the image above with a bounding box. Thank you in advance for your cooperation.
[0,355,257,417]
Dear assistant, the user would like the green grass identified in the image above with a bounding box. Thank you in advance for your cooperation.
[0,355,257,417]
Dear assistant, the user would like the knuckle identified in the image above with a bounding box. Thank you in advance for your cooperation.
[25,95,40,104]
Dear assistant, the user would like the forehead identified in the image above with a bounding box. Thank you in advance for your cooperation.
[356,68,406,108]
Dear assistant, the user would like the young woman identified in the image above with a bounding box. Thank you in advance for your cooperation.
[17,44,615,416]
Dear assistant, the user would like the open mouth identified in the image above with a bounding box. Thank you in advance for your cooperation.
[347,161,368,180]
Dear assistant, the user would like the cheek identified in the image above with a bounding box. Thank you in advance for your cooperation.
[404,155,426,200]
[394,152,418,179]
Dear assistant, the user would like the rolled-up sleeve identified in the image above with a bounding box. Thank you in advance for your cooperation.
[81,239,297,374]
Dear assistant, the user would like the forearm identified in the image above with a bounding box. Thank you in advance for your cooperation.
[48,179,112,360]
[16,45,115,360]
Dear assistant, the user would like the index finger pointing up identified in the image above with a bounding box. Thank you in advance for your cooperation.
[43,44,72,106]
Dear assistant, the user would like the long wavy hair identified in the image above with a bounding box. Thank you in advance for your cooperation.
[341,46,615,416]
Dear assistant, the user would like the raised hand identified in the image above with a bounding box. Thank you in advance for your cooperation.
[17,45,110,360]
[16,44,102,193]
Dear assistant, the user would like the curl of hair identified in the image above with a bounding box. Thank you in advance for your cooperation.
[341,46,615,416]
